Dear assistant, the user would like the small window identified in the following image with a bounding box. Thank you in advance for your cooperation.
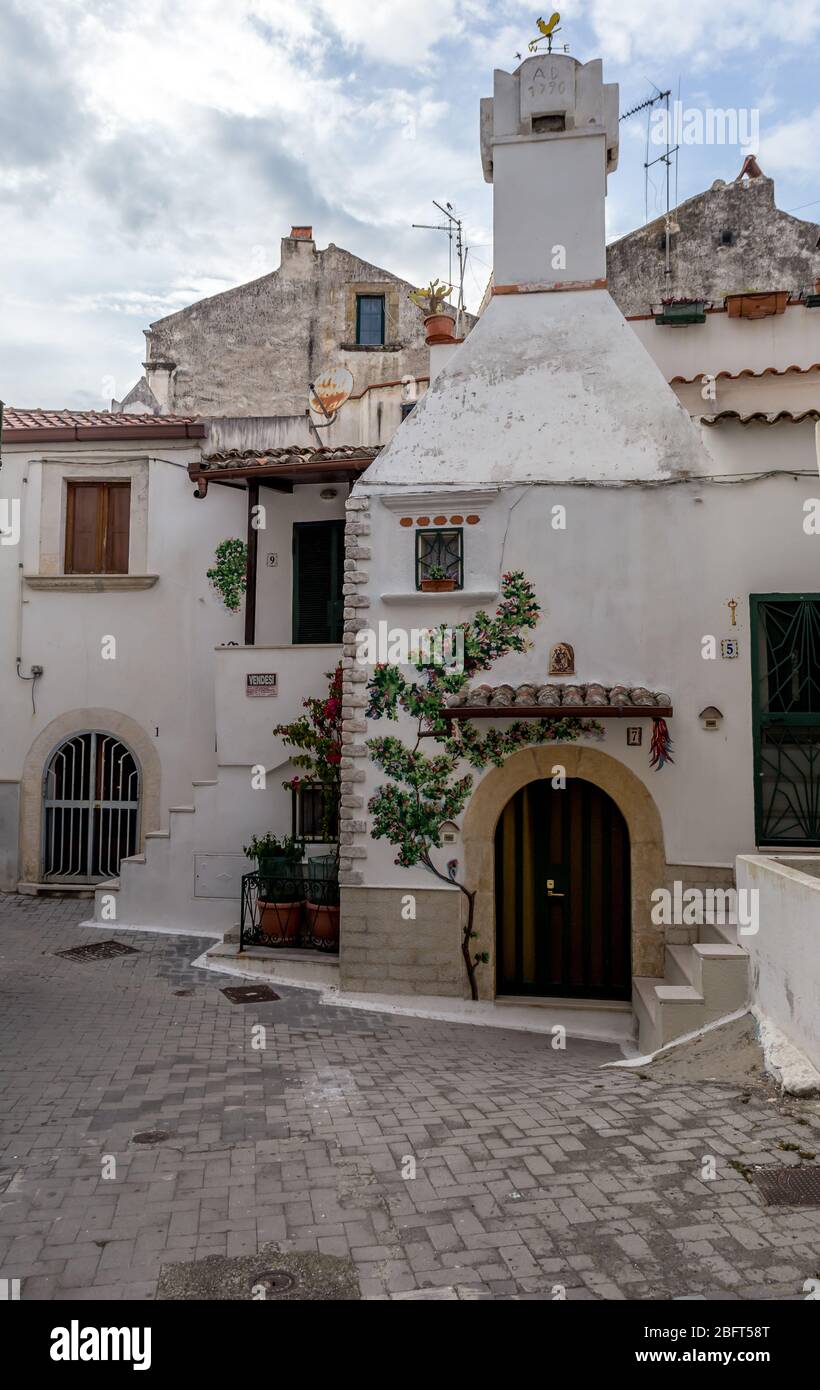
[356,294,385,346]
[400,401,416,419]
[720,228,735,246]
[65,481,131,574]
[415,528,463,590]
[291,781,339,843]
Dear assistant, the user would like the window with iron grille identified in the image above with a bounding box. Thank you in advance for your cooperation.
[751,595,820,845]
[291,781,339,843]
[415,528,463,589]
[356,294,385,346]
[401,401,416,420]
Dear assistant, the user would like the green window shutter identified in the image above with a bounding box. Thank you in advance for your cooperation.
[292,521,345,643]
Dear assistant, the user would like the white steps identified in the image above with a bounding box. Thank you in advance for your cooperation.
[635,927,750,1053]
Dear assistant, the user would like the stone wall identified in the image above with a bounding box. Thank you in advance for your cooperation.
[143,235,460,417]
[607,174,820,317]
[340,886,464,996]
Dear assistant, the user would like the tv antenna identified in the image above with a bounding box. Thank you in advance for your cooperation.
[412,200,466,336]
[620,85,679,285]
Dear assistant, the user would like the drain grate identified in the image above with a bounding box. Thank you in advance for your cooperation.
[132,1130,170,1146]
[252,1270,296,1297]
[751,1165,820,1207]
[221,985,280,1004]
[172,988,193,997]
[56,939,139,963]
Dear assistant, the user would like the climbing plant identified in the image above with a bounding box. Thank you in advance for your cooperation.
[366,572,604,1000]
[206,538,247,612]
[275,664,343,848]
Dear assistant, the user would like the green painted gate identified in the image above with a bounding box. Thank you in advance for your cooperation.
[751,595,820,846]
[495,778,631,1000]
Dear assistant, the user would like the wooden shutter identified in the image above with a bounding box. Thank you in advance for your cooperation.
[66,481,131,574]
[104,483,131,573]
[66,483,102,574]
[292,521,344,643]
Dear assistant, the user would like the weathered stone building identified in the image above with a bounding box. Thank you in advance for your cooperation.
[607,158,820,317]
[118,227,467,419]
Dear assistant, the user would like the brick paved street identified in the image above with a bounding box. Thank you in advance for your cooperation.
[1,893,819,1301]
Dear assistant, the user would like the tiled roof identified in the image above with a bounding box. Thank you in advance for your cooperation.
[444,683,672,717]
[4,409,200,429]
[199,445,381,471]
[2,409,205,441]
[672,364,820,384]
[699,409,820,427]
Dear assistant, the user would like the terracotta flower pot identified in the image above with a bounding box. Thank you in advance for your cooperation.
[257,900,302,943]
[725,291,788,320]
[423,312,456,344]
[306,902,340,951]
[420,578,456,592]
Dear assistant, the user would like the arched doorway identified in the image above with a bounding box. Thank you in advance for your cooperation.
[495,777,631,999]
[41,732,141,882]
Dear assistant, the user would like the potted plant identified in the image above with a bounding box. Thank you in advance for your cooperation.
[420,563,456,593]
[409,279,455,342]
[654,296,706,325]
[243,833,304,943]
[724,288,789,320]
[304,855,340,951]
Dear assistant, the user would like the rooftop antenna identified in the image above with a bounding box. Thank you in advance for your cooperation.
[620,85,678,287]
[412,201,467,336]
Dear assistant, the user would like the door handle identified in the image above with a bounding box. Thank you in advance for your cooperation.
[546,879,565,898]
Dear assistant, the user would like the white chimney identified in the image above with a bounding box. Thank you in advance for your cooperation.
[480,56,618,288]
[364,50,711,490]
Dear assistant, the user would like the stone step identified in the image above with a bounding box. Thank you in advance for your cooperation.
[205,941,340,992]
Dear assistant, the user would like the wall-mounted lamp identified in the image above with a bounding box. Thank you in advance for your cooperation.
[699,706,723,731]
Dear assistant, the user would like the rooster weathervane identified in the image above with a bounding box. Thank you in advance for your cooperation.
[528,13,562,53]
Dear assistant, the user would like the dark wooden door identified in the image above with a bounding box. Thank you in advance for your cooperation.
[292,521,345,644]
[495,778,631,999]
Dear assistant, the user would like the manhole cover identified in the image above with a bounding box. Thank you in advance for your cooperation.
[221,985,280,1003]
[173,988,193,996]
[751,1165,820,1206]
[252,1270,296,1297]
[56,939,139,963]
[132,1130,171,1146]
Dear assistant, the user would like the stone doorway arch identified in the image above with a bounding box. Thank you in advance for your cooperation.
[19,709,161,885]
[462,745,667,1000]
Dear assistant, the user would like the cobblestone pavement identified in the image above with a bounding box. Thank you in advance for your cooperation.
[1,893,819,1302]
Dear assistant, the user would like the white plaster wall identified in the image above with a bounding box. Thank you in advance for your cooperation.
[214,643,341,768]
[737,854,820,1071]
[253,484,346,646]
[0,440,245,881]
[631,304,820,381]
[358,435,820,889]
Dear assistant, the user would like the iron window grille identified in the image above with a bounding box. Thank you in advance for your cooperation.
[751,594,820,846]
[291,780,339,843]
[356,294,386,346]
[415,528,463,590]
[401,401,416,419]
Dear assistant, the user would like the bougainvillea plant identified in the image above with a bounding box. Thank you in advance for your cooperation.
[206,538,247,612]
[366,572,603,1000]
[274,665,343,851]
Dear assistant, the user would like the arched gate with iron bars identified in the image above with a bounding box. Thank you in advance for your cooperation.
[42,732,141,882]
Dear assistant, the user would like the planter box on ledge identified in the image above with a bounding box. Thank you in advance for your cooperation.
[725,290,788,320]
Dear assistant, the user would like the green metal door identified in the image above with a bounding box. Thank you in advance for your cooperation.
[751,595,820,845]
[495,778,631,1000]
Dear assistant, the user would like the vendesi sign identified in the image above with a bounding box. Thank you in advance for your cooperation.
[246,672,278,697]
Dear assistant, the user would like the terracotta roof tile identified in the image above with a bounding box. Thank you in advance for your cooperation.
[199,445,381,471]
[671,363,820,385]
[3,408,200,430]
[444,683,672,717]
[699,409,820,426]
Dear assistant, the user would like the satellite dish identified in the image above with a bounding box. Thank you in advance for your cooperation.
[309,366,354,425]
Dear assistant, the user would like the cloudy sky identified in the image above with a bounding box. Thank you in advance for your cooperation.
[2,0,820,410]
